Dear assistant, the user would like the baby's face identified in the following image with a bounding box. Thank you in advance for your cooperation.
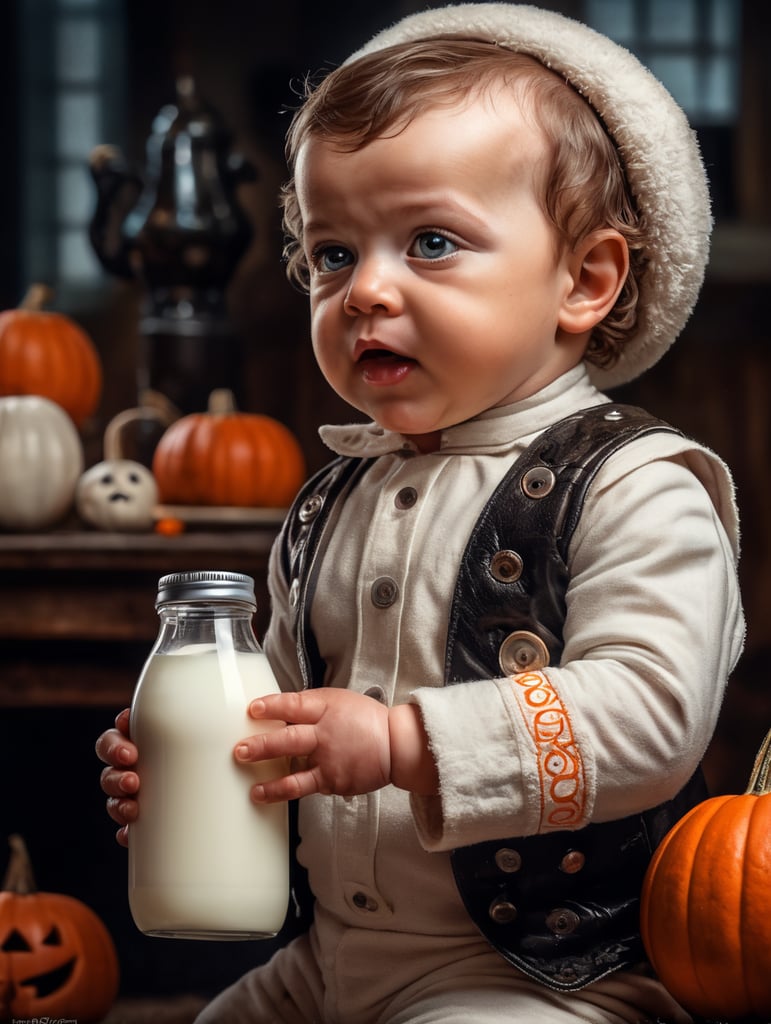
[295,88,589,450]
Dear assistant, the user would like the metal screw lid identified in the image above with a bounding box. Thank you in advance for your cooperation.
[155,570,256,608]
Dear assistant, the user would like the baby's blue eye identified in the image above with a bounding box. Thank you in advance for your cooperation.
[314,245,353,273]
[412,232,458,260]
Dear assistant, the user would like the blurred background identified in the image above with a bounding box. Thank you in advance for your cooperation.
[0,0,769,1009]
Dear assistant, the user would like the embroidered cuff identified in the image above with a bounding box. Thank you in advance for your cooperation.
[498,670,590,833]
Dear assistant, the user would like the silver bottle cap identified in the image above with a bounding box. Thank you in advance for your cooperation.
[156,571,256,608]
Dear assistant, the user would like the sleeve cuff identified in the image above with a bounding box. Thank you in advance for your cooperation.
[409,678,542,851]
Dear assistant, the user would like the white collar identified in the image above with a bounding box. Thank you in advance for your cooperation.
[319,365,608,459]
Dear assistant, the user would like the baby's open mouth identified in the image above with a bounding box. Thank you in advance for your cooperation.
[357,347,415,365]
[356,347,417,383]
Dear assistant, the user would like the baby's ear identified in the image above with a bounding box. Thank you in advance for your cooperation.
[558,229,628,336]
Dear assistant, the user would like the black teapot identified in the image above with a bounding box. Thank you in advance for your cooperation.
[89,77,256,416]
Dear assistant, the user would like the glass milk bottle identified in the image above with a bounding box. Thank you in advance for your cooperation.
[128,570,289,939]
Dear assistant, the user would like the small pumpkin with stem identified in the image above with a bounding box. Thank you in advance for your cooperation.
[640,728,771,1019]
[0,834,119,1022]
[0,284,103,428]
[152,388,306,508]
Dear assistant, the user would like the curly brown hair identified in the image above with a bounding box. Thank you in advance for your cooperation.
[281,38,649,370]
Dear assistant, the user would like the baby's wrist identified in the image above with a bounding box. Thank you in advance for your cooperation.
[388,703,439,796]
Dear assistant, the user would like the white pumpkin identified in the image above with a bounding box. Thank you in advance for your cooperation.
[0,395,84,530]
[76,458,158,531]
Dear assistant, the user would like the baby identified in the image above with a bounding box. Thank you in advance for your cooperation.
[98,5,744,1022]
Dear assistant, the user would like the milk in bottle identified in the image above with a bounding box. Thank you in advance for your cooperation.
[128,570,289,939]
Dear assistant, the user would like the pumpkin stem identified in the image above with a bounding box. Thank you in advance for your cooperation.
[103,389,180,460]
[19,283,55,312]
[747,727,771,796]
[2,834,38,895]
[208,388,237,415]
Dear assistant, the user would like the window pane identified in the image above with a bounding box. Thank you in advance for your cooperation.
[58,165,94,223]
[648,55,699,112]
[56,93,100,159]
[59,229,101,281]
[703,55,737,119]
[710,0,740,46]
[585,0,635,43]
[58,18,101,83]
[650,0,696,44]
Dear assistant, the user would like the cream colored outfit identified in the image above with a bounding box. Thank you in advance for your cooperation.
[196,366,744,1024]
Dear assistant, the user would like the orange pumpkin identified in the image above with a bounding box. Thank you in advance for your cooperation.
[0,835,119,1022]
[640,728,771,1019]
[152,388,306,508]
[0,284,103,428]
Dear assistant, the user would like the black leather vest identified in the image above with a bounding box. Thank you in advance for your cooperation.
[278,403,707,991]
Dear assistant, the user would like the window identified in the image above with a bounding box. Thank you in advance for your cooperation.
[584,0,741,218]
[18,0,126,296]
[584,0,740,124]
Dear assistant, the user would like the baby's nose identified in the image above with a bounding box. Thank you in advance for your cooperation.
[343,258,403,317]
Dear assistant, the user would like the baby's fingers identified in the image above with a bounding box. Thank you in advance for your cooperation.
[235,723,315,765]
[95,726,137,769]
[250,764,328,804]
[248,691,326,724]
[100,765,139,798]
[106,795,139,827]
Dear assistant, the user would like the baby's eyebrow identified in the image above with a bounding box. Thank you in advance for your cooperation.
[303,195,489,237]
[302,217,337,237]
[384,193,488,226]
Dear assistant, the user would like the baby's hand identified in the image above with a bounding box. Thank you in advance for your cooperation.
[95,707,139,847]
[236,689,439,802]
[235,688,391,802]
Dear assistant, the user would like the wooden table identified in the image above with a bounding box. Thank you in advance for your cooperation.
[0,526,279,708]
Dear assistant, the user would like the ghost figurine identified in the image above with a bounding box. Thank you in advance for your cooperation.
[76,458,158,531]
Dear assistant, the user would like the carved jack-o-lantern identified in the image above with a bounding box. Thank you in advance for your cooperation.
[0,835,119,1022]
[76,457,158,531]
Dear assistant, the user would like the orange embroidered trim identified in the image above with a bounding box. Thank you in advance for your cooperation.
[510,670,586,831]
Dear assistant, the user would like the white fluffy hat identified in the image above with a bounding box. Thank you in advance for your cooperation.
[347,3,712,389]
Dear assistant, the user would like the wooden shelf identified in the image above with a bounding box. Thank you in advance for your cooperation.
[0,526,279,707]
[0,524,278,567]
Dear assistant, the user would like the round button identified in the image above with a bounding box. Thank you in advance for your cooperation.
[298,494,323,523]
[494,848,522,874]
[371,576,399,608]
[559,850,585,874]
[489,897,518,924]
[490,550,523,583]
[521,466,556,499]
[394,486,418,510]
[498,631,550,675]
[352,891,378,912]
[546,908,581,935]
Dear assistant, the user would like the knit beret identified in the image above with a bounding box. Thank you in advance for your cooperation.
[347,3,712,388]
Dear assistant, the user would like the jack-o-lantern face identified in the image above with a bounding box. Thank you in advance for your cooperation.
[0,837,119,1023]
[0,893,119,1022]
[1,921,74,999]
[76,457,158,531]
